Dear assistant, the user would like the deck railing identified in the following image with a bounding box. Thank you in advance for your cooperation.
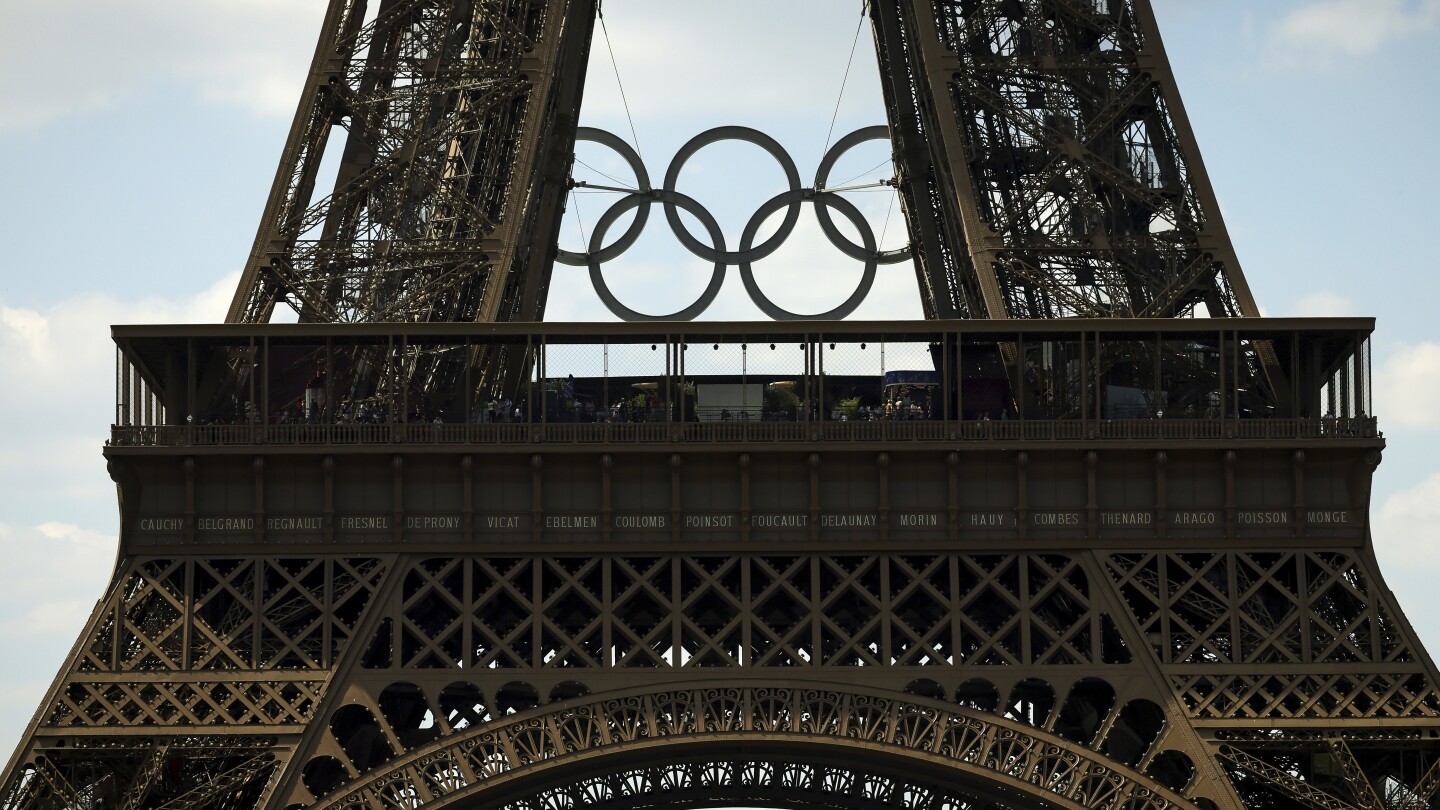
[109,417,1379,448]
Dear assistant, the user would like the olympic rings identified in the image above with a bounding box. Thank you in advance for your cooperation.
[561,125,911,322]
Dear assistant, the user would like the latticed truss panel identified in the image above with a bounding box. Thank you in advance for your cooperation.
[356,553,1131,670]
[49,680,325,729]
[1173,672,1440,721]
[44,557,384,730]
[876,0,1258,320]
[1107,551,1424,667]
[1,738,278,810]
[1107,550,1440,720]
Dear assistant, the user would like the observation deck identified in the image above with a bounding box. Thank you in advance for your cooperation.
[104,318,1382,554]
[110,318,1378,454]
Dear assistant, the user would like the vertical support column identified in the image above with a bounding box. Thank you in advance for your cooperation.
[261,336,271,429]
[956,330,965,422]
[1224,450,1237,537]
[324,336,333,431]
[877,452,890,542]
[461,455,473,544]
[1016,451,1029,541]
[808,453,820,542]
[1155,451,1168,540]
[183,457,196,544]
[739,454,751,543]
[1093,331,1104,423]
[531,454,544,543]
[252,456,266,544]
[464,336,473,427]
[1085,451,1098,540]
[323,456,335,543]
[248,336,257,439]
[1293,450,1307,538]
[186,338,196,432]
[1218,329,1227,426]
[601,454,613,542]
[946,451,959,541]
[670,454,682,543]
[392,455,405,544]
[818,335,826,424]
[1154,331,1163,418]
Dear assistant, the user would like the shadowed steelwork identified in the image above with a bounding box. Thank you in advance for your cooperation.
[3,2,1438,810]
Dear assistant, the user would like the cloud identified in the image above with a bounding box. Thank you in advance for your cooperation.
[1272,0,1440,61]
[0,273,236,765]
[1283,291,1357,318]
[1375,341,1440,431]
[1373,472,1440,654]
[0,0,322,132]
[0,522,115,638]
[0,521,117,764]
[0,273,240,521]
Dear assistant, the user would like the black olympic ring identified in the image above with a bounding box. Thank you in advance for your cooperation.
[558,125,911,322]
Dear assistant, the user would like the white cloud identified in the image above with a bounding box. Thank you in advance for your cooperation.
[1285,291,1356,317]
[1273,0,1440,61]
[0,0,323,131]
[0,521,116,765]
[1373,473,1440,655]
[0,274,237,766]
[1375,341,1440,431]
[0,273,239,517]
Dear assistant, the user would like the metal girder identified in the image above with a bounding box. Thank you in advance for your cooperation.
[227,0,595,332]
[872,0,1261,321]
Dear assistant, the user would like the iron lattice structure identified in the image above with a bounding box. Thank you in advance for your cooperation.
[227,0,597,328]
[872,0,1260,321]
[4,2,1438,810]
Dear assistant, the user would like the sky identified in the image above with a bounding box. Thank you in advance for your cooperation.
[2,0,1439,767]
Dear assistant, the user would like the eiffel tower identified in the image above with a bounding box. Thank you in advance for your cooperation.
[5,1,1437,809]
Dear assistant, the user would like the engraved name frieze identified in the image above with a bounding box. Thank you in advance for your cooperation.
[338,516,388,530]
[266,516,323,531]
[1237,510,1290,525]
[896,513,942,527]
[196,517,252,531]
[819,514,880,528]
[484,515,523,530]
[1307,510,1353,525]
[1030,511,1083,527]
[545,515,599,529]
[137,517,186,532]
[964,512,1012,528]
[750,514,808,528]
[1098,511,1153,526]
[613,514,667,529]
[684,514,737,529]
[1170,510,1220,526]
[405,515,462,530]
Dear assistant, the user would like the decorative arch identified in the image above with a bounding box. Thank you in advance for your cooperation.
[308,684,1201,810]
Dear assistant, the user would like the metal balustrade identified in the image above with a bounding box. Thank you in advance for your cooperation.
[109,417,1380,448]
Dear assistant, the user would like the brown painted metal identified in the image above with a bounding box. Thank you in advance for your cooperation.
[5,1,1439,809]
[872,0,1260,321]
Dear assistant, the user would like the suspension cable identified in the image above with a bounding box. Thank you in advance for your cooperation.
[820,5,867,163]
[598,3,644,160]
